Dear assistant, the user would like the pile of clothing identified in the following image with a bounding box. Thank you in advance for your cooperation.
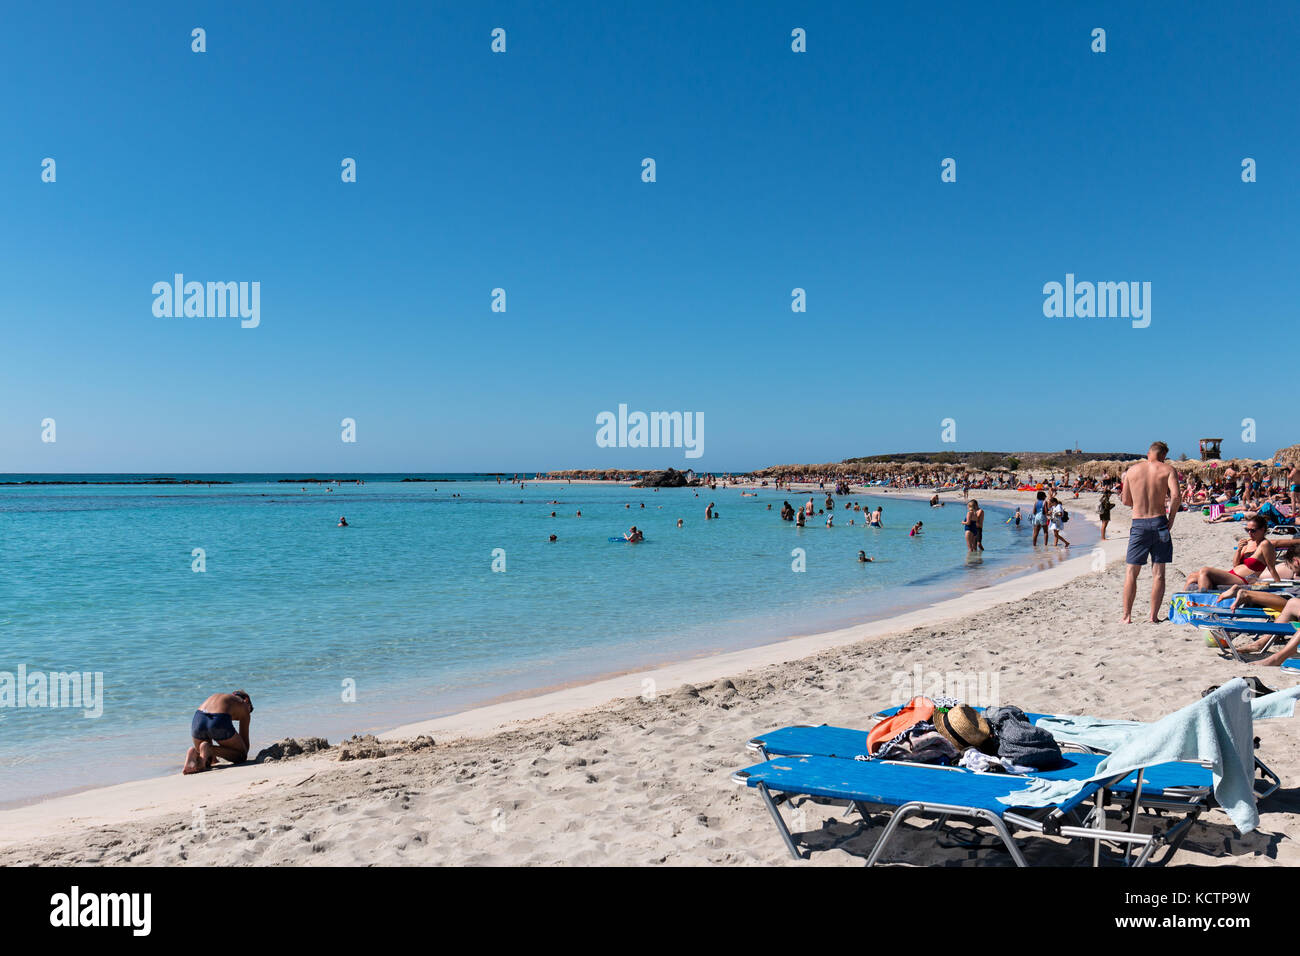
[864,696,1064,773]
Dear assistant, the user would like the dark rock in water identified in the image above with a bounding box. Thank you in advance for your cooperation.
[256,737,331,762]
[633,467,698,488]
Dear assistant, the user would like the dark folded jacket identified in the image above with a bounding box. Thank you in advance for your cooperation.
[985,705,1064,769]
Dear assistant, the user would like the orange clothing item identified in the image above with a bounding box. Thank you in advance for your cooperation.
[867,696,935,754]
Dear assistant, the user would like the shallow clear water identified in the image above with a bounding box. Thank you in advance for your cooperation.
[0,475,1090,803]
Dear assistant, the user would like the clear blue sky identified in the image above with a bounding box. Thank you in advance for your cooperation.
[1,1,1294,472]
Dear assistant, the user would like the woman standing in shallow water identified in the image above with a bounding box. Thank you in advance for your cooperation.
[1031,490,1049,545]
[963,500,984,552]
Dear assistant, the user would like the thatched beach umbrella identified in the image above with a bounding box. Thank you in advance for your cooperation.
[1273,444,1300,467]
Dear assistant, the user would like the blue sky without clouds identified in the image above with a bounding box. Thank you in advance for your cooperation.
[1,1,1294,471]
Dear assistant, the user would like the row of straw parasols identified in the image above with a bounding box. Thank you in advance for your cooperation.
[1075,446,1300,481]
[757,446,1300,482]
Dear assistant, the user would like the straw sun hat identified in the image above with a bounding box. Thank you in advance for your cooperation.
[934,704,995,754]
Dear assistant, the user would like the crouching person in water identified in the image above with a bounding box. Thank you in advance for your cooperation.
[183,690,254,774]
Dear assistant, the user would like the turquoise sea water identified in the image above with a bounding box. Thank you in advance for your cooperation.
[0,475,1092,804]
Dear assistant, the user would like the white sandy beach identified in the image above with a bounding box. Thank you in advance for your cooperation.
[3,490,1297,866]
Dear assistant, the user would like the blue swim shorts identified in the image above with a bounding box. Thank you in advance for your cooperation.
[1126,516,1173,565]
[191,710,237,742]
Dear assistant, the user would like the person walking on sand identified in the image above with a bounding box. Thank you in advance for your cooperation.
[1098,489,1115,540]
[183,690,253,774]
[1121,441,1182,624]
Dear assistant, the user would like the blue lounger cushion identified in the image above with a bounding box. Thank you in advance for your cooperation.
[1191,617,1300,636]
[735,755,1101,816]
[749,724,1211,797]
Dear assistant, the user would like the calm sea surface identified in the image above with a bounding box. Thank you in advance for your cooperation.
[0,474,1092,803]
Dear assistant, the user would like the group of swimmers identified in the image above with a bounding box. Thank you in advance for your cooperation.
[779,498,882,529]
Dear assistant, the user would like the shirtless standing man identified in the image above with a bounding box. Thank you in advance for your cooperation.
[1121,441,1182,624]
[183,690,254,774]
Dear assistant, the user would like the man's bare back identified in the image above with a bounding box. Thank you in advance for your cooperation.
[198,692,252,722]
[1122,458,1181,524]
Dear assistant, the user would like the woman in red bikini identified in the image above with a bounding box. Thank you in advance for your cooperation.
[1185,518,1280,591]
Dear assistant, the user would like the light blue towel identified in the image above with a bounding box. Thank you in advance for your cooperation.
[1250,685,1300,720]
[1034,715,1143,752]
[1003,680,1260,832]
[1035,685,1300,750]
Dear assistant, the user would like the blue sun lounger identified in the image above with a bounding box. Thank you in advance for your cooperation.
[745,723,1216,860]
[732,754,1197,866]
[747,724,1210,799]
[1185,615,1300,663]
[1169,591,1274,626]
[750,702,1279,801]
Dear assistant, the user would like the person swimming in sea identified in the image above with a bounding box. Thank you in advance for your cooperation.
[549,534,557,542]
[857,551,873,563]
[338,516,348,527]
[910,521,922,536]
[624,526,644,543]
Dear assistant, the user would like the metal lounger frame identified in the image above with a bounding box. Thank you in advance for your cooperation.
[735,760,1204,867]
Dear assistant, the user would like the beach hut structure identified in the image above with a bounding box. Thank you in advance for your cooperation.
[1199,438,1223,461]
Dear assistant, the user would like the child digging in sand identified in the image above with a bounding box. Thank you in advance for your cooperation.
[183,690,254,774]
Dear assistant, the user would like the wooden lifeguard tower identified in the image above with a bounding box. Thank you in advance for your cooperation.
[1199,438,1223,461]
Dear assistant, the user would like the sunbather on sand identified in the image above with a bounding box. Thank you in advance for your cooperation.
[1186,518,1280,590]
[183,690,253,774]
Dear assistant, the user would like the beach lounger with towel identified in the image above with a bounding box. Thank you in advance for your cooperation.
[735,681,1293,865]
[1168,591,1276,626]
